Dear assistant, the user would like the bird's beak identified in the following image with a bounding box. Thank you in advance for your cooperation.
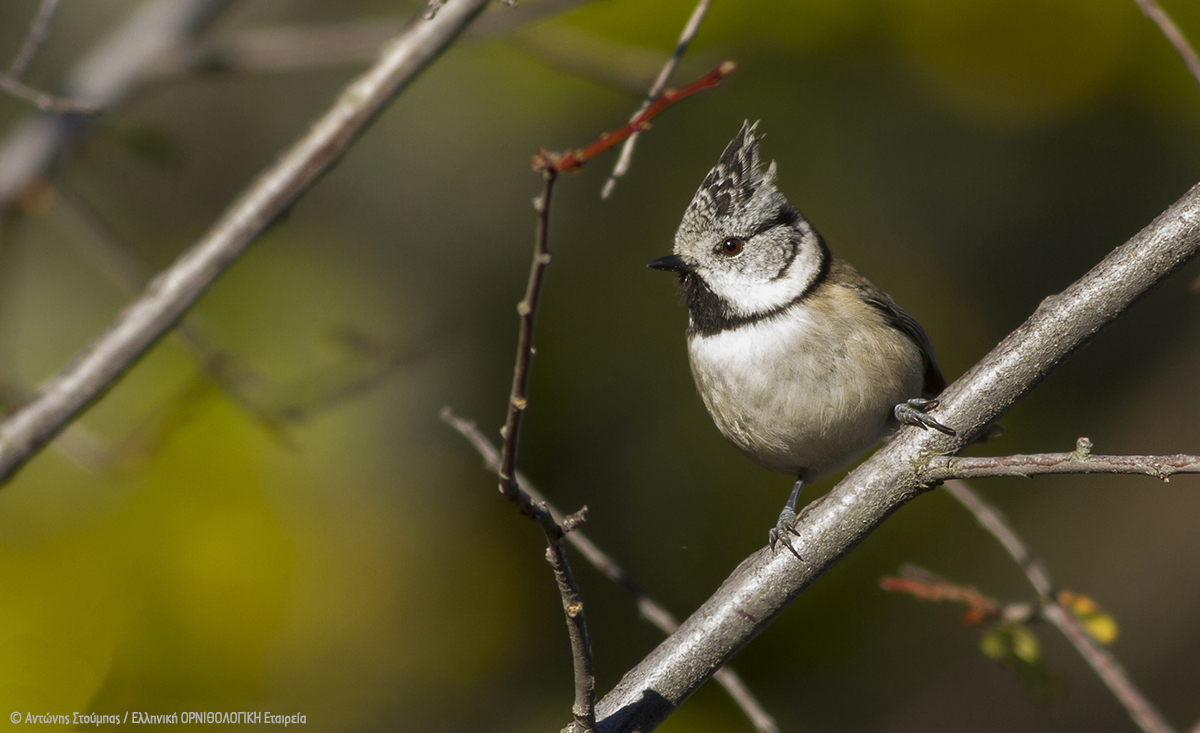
[647,254,693,273]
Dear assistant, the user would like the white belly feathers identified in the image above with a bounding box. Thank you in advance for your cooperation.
[687,299,925,478]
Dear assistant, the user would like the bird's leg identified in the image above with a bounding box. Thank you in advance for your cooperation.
[895,398,955,436]
[768,476,805,558]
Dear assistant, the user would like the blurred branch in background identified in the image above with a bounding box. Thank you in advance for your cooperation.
[0,0,99,114]
[50,182,291,437]
[602,0,712,199]
[152,8,695,102]
[441,407,781,733]
[1134,0,1200,94]
[0,0,493,487]
[881,565,1122,705]
[586,180,1200,733]
[0,0,238,213]
[1130,0,1200,295]
[50,183,423,449]
[942,479,1176,733]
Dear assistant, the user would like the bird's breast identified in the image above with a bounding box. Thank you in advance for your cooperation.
[686,301,924,477]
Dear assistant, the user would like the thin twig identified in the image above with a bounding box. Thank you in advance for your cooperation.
[496,170,596,733]
[0,0,100,114]
[0,77,99,114]
[440,407,781,733]
[601,0,711,199]
[0,0,494,486]
[533,60,735,174]
[942,480,1175,733]
[0,0,238,210]
[7,0,62,79]
[500,65,743,731]
[49,183,289,435]
[1134,0,1200,93]
[498,170,558,517]
[927,438,1200,481]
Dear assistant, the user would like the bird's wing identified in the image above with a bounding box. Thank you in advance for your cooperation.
[825,258,947,396]
[862,295,946,396]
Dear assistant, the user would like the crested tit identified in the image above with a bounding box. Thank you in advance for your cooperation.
[650,121,954,554]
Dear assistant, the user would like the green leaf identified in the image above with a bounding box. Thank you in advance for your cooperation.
[979,622,1065,704]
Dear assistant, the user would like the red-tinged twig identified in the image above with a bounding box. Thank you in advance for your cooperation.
[601,0,712,198]
[441,407,782,733]
[943,479,1175,733]
[881,566,1003,625]
[1134,0,1200,94]
[0,0,100,114]
[927,438,1200,481]
[533,60,735,174]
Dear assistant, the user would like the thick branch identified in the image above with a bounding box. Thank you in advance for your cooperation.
[943,480,1174,733]
[0,0,492,486]
[441,407,780,733]
[587,181,1200,733]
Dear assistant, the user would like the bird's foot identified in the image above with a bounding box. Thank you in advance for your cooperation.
[895,398,955,436]
[768,506,802,559]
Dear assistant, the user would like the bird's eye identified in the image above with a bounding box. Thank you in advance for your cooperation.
[721,237,744,256]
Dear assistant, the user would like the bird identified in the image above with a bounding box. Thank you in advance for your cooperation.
[649,121,955,555]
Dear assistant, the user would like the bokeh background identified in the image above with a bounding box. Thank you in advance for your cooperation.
[0,0,1198,730]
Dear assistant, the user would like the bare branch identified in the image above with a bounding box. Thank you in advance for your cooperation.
[49,183,290,436]
[927,438,1200,481]
[495,170,596,733]
[152,2,602,77]
[161,20,406,75]
[0,0,100,114]
[0,76,99,114]
[0,0,238,211]
[943,480,1175,733]
[441,407,781,733]
[1134,0,1200,93]
[7,0,62,79]
[0,0,494,487]
[498,171,558,514]
[584,179,1200,732]
[601,0,711,199]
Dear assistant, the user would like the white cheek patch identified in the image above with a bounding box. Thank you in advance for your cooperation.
[701,238,823,318]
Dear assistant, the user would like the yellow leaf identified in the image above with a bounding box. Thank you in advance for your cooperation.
[1058,591,1119,645]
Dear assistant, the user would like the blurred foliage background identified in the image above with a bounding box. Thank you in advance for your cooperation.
[0,0,1198,730]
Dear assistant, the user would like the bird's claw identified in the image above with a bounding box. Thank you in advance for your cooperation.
[895,398,955,436]
[768,508,802,558]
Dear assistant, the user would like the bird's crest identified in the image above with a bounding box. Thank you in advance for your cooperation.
[683,121,781,227]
